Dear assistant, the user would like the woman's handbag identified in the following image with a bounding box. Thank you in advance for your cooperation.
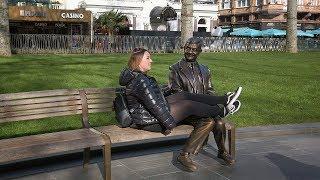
[113,88,133,128]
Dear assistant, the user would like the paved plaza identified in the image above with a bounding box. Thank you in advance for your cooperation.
[1,124,319,180]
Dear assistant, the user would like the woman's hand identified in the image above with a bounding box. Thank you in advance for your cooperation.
[162,129,172,136]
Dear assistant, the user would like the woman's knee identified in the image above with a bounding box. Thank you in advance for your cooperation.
[176,91,189,100]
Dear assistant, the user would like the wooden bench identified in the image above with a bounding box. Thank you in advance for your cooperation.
[0,88,235,179]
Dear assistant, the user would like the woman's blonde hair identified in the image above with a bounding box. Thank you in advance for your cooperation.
[128,47,148,70]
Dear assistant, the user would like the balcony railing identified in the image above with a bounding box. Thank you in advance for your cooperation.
[261,3,285,14]
[297,5,320,13]
[14,2,64,9]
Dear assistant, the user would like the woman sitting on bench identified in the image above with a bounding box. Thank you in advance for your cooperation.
[119,47,242,171]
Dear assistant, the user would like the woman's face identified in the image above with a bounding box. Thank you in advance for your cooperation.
[138,51,153,72]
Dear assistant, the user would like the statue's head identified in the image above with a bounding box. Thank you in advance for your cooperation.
[184,37,203,62]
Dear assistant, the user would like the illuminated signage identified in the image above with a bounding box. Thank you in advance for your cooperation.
[61,13,84,19]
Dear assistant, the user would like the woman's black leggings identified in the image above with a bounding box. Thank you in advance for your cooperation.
[166,92,227,123]
[141,92,227,132]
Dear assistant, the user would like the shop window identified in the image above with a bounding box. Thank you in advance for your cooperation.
[236,16,249,22]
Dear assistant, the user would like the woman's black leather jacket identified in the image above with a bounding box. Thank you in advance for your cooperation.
[119,68,176,130]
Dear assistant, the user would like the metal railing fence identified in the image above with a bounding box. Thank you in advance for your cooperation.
[10,34,320,54]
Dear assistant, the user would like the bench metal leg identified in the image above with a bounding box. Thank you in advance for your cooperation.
[83,147,91,168]
[102,136,112,180]
[89,128,112,180]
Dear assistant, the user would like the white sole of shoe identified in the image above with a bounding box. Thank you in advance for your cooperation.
[230,100,241,115]
[226,87,242,111]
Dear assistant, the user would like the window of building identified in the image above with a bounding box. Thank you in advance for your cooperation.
[198,18,206,24]
[297,0,304,5]
[256,0,263,6]
[308,0,318,6]
[269,0,282,4]
[237,0,249,7]
[220,17,230,23]
[9,0,52,6]
[221,0,231,9]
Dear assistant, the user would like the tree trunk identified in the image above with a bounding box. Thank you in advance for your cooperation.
[0,0,11,56]
[181,0,193,49]
[286,0,297,53]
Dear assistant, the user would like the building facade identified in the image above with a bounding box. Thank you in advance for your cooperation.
[8,1,92,35]
[218,0,320,30]
[62,0,219,33]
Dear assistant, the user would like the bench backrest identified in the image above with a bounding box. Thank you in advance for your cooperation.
[0,88,116,127]
[83,88,116,114]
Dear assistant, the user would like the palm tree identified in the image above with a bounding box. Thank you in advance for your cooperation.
[286,0,297,53]
[180,0,194,49]
[0,0,11,57]
[95,10,127,36]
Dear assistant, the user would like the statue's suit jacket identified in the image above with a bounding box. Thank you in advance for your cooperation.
[169,58,215,95]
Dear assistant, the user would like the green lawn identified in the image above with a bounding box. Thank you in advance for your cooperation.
[1,52,320,139]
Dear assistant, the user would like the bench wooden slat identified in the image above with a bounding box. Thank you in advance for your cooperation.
[0,100,82,113]
[95,125,193,144]
[86,94,115,100]
[0,129,106,163]
[0,105,82,119]
[84,88,116,95]
[88,103,113,109]
[0,89,79,100]
[87,98,112,105]
[0,110,83,123]
[0,129,100,149]
[88,108,112,113]
[0,95,81,106]
[0,138,104,164]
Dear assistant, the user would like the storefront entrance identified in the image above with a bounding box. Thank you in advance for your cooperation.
[71,24,83,35]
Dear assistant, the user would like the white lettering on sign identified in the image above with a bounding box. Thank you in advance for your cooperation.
[20,10,46,17]
[61,12,84,19]
[35,22,47,27]
[55,23,65,28]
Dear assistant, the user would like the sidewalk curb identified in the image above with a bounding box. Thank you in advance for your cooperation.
[235,122,320,139]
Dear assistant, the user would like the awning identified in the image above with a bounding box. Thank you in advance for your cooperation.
[150,5,177,23]
[230,28,262,37]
